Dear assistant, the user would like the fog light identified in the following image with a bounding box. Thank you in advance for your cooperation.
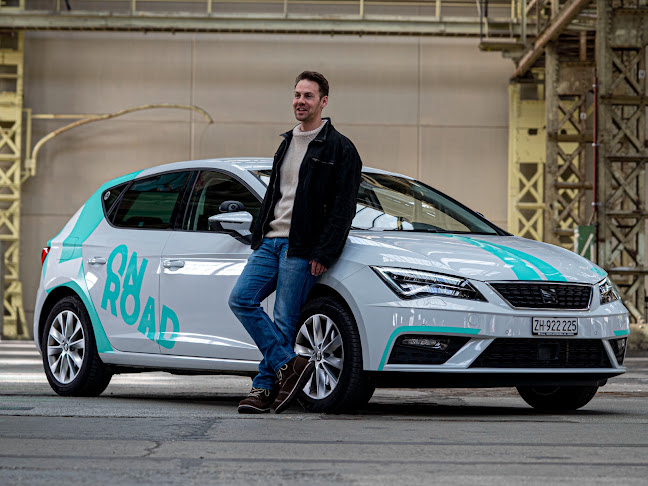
[401,337,449,351]
[389,335,470,365]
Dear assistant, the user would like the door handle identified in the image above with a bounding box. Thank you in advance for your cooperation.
[163,260,185,269]
[88,257,107,265]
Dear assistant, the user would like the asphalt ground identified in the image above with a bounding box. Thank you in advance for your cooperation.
[1,340,647,485]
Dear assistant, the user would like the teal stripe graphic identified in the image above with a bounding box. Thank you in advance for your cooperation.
[60,170,141,263]
[378,325,480,371]
[46,278,113,353]
[614,330,630,336]
[473,238,567,282]
[444,235,567,282]
[447,235,542,280]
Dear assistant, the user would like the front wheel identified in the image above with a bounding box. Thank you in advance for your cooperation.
[516,385,599,411]
[41,296,112,396]
[295,296,374,413]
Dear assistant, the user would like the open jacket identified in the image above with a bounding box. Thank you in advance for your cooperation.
[251,118,363,268]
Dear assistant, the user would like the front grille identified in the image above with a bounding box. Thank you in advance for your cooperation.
[388,335,470,365]
[470,338,611,368]
[490,282,592,309]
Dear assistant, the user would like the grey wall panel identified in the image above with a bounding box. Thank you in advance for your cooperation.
[25,32,193,121]
[420,38,511,128]
[22,31,513,321]
[420,126,509,229]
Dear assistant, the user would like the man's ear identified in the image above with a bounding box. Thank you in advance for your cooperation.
[320,95,328,110]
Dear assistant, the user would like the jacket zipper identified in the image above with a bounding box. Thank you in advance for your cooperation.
[286,137,326,256]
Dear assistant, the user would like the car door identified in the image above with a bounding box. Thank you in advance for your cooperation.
[84,170,193,354]
[159,169,263,360]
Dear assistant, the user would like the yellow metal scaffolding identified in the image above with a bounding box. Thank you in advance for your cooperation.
[0,32,26,338]
[507,81,545,241]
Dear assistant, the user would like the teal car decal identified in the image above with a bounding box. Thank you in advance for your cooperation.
[446,235,567,282]
[46,263,113,353]
[591,266,607,278]
[59,170,142,263]
[378,325,481,371]
[101,245,180,349]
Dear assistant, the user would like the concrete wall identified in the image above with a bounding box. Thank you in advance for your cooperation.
[22,31,513,324]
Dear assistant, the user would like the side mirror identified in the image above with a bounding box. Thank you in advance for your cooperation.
[208,211,253,237]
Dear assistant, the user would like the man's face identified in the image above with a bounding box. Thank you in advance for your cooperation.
[293,79,328,125]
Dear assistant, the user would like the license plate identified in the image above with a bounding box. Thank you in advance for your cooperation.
[532,317,578,336]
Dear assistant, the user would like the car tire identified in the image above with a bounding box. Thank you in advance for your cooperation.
[295,296,375,413]
[41,296,112,397]
[516,385,599,411]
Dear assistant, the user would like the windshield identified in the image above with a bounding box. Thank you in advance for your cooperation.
[251,170,501,235]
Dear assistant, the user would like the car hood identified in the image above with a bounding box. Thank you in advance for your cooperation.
[342,232,606,284]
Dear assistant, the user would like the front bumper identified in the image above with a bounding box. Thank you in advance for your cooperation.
[341,267,630,374]
[370,371,618,389]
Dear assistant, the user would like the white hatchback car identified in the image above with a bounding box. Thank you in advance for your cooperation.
[34,159,630,412]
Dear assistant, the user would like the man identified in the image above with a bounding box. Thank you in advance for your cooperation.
[228,71,363,414]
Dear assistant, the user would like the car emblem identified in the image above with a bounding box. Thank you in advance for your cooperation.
[540,288,559,305]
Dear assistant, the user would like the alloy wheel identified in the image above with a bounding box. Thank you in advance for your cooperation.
[47,310,85,384]
[295,313,344,399]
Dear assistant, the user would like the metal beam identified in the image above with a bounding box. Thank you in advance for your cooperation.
[25,104,214,181]
[597,0,648,322]
[0,10,521,37]
[0,32,27,339]
[513,0,592,78]
[508,82,546,242]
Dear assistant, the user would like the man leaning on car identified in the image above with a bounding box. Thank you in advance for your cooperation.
[228,71,363,414]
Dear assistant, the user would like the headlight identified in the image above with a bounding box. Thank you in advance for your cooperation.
[372,266,486,301]
[599,276,621,305]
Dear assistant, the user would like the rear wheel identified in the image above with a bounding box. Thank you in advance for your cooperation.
[516,385,599,411]
[295,296,374,413]
[41,296,112,396]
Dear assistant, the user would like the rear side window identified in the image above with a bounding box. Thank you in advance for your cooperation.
[111,171,191,229]
[102,183,128,218]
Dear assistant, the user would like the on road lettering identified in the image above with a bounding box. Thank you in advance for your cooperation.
[101,245,179,348]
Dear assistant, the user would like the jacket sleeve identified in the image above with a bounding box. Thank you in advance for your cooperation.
[310,141,362,268]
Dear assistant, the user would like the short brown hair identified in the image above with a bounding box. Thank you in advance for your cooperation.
[295,71,329,99]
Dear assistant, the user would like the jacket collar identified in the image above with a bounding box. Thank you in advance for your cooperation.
[281,117,333,142]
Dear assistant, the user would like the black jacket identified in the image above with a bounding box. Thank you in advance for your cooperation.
[251,118,363,268]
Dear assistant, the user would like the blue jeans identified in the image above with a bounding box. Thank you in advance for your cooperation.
[228,238,318,390]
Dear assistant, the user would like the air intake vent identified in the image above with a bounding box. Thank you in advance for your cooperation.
[470,338,611,368]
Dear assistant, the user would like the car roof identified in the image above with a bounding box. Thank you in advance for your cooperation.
[137,158,412,180]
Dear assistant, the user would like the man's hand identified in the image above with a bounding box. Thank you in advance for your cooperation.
[309,260,327,276]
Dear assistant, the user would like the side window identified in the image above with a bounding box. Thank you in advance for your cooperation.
[184,171,261,232]
[111,171,191,229]
[102,182,128,218]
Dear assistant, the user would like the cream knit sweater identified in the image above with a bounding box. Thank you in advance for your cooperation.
[266,120,327,238]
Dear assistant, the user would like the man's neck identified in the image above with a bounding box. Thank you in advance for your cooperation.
[299,118,324,133]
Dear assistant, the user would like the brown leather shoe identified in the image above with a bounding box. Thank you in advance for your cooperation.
[273,355,314,414]
[238,387,278,414]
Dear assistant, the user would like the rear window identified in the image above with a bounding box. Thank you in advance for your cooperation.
[111,171,191,229]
